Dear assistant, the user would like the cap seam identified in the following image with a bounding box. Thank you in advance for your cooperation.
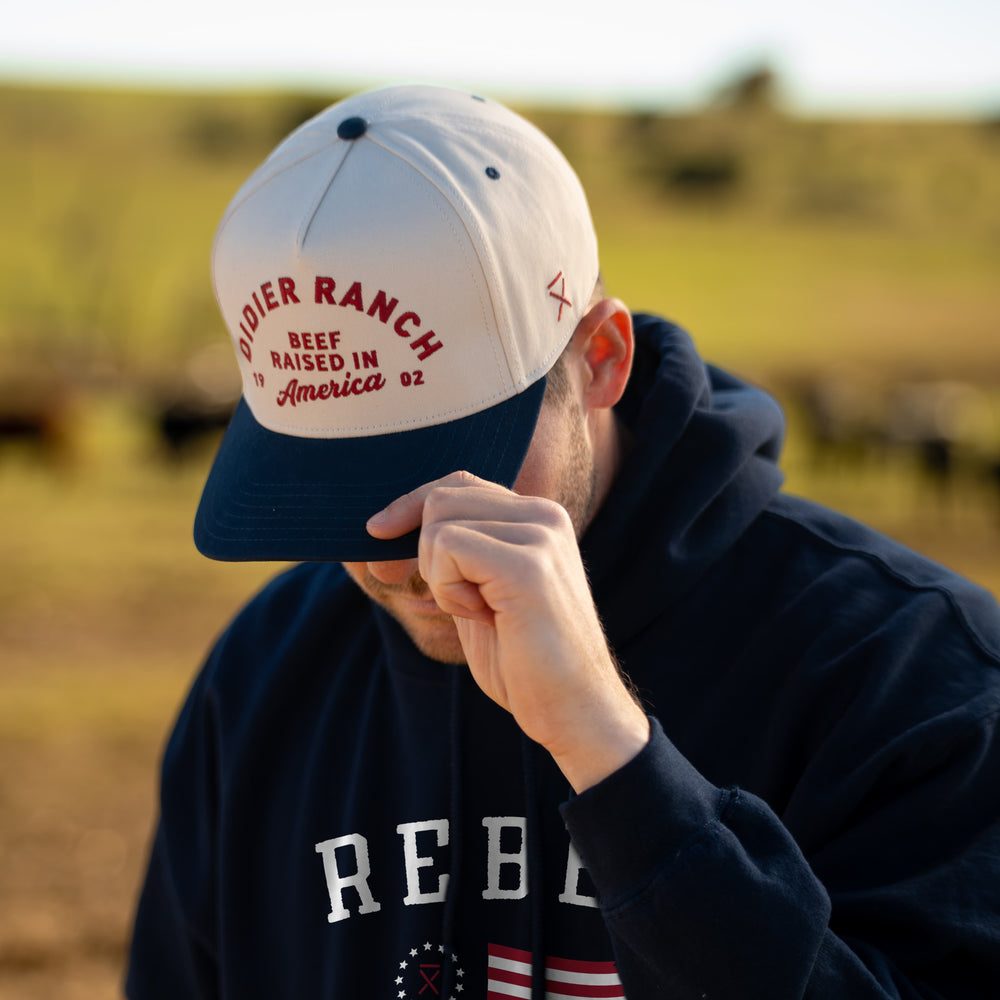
[249,383,521,438]
[365,128,509,390]
[212,139,345,289]
[374,114,589,388]
[298,140,355,251]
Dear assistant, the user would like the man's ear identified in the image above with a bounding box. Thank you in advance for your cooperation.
[573,298,634,410]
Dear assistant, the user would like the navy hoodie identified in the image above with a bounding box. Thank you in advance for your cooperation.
[127,316,1000,999]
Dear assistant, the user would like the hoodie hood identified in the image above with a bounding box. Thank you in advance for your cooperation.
[583,315,785,642]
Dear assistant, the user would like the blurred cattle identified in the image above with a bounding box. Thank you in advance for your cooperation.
[885,379,995,503]
[788,374,887,471]
[146,344,240,459]
[0,380,75,465]
[155,393,236,456]
[788,373,1000,521]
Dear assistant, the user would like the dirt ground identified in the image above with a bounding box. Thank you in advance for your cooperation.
[0,449,282,1000]
[0,590,243,999]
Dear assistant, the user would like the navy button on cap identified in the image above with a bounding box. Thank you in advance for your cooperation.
[337,116,367,139]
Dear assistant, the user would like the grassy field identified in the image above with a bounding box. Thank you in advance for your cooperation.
[1,82,999,998]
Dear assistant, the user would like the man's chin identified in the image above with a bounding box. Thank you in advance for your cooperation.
[399,619,467,665]
[382,599,467,664]
[341,565,468,664]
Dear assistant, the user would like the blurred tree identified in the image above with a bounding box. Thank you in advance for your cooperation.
[712,63,783,114]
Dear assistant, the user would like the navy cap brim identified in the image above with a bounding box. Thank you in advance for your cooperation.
[193,378,547,563]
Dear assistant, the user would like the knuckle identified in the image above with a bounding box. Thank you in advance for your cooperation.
[435,521,466,548]
[453,469,481,488]
[533,497,574,532]
[422,489,461,526]
[417,519,442,560]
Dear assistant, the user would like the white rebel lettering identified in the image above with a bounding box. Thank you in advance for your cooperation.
[559,840,600,908]
[396,819,450,906]
[313,816,600,924]
[481,816,528,900]
[314,834,383,923]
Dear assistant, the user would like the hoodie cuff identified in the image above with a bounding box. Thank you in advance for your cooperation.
[559,716,725,907]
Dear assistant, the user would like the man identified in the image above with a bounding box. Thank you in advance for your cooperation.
[127,85,1000,999]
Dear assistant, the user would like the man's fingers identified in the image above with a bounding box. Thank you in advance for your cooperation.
[427,576,495,624]
[367,471,561,541]
[418,520,541,620]
[365,471,489,539]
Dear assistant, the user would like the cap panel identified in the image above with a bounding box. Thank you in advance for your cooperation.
[370,104,598,387]
[213,137,513,438]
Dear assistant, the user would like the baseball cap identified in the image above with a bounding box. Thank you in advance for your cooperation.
[194,84,600,562]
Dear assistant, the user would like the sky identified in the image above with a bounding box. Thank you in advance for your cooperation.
[2,0,998,115]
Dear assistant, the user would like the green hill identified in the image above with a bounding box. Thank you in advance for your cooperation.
[2,82,998,386]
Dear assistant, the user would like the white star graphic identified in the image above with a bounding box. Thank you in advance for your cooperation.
[394,941,463,998]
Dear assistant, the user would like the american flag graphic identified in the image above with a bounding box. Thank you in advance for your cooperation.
[487,943,625,999]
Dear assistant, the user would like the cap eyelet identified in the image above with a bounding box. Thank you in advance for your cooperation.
[485,166,500,180]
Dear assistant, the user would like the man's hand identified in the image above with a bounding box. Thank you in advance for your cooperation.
[367,471,649,792]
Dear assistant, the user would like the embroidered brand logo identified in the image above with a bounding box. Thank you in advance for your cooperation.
[394,943,464,999]
[547,271,572,321]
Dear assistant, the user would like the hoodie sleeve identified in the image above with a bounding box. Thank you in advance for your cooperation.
[560,714,1000,1000]
[126,667,221,999]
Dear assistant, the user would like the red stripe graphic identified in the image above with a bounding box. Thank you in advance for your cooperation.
[487,943,624,999]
